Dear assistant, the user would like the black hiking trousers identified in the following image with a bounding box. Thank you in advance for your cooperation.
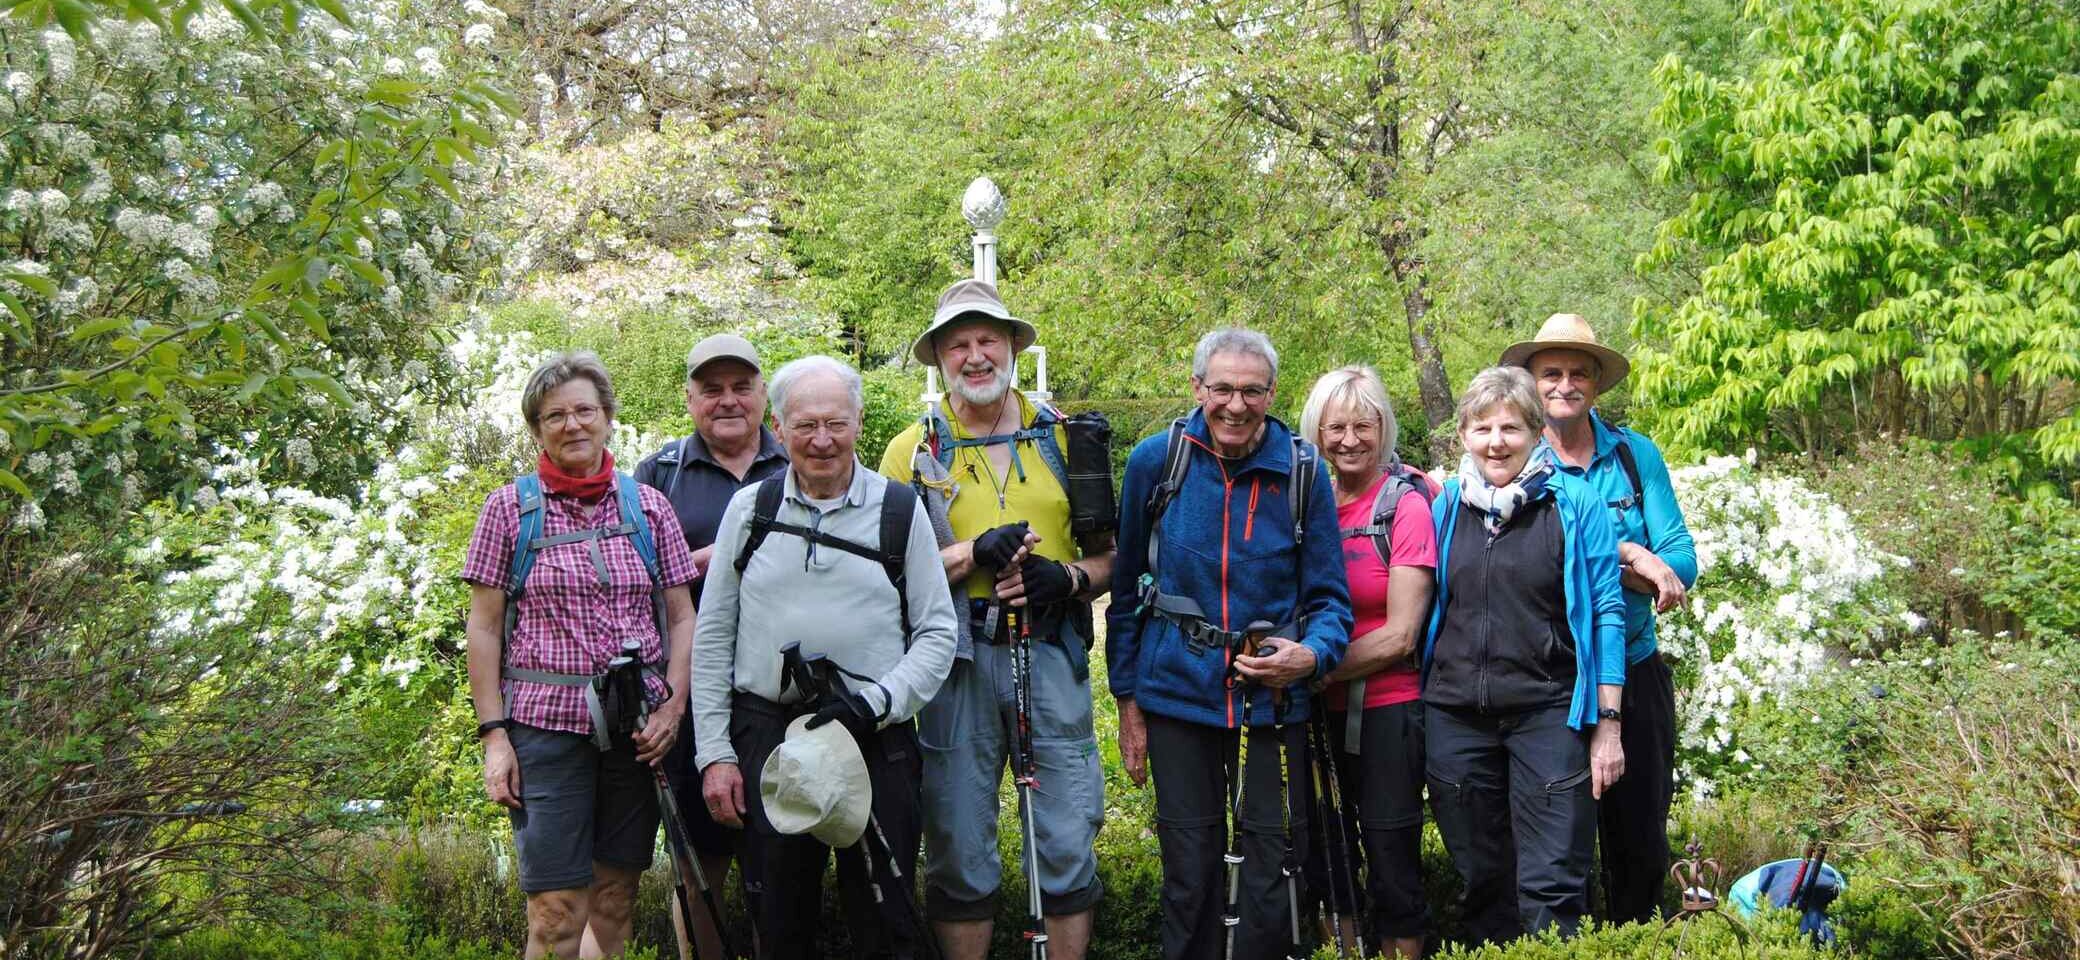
[1597,651,1677,925]
[1145,709,1313,960]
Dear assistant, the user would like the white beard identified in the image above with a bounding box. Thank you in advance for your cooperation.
[948,364,1013,407]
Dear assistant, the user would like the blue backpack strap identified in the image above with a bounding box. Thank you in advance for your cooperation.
[1027,403,1071,490]
[616,472,661,587]
[509,475,546,600]
[616,472,669,647]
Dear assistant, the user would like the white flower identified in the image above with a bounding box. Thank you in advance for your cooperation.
[193,205,220,230]
[117,21,167,71]
[169,223,212,260]
[1901,611,1926,632]
[160,133,184,161]
[463,0,505,20]
[5,72,33,98]
[382,57,407,76]
[193,486,220,510]
[249,182,287,208]
[285,438,315,471]
[5,189,31,212]
[24,451,49,474]
[464,23,495,47]
[379,208,403,229]
[11,500,44,531]
[36,188,68,217]
[42,30,75,84]
[51,468,80,495]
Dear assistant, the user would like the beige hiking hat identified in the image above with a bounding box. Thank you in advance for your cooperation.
[758,714,872,848]
[909,279,1037,367]
[1499,313,1631,392]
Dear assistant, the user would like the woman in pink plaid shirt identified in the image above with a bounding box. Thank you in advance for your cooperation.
[461,352,700,960]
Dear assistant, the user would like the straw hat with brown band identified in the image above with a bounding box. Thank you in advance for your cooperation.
[1498,313,1631,394]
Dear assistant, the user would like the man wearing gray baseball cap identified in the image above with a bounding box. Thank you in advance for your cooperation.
[633,332,789,959]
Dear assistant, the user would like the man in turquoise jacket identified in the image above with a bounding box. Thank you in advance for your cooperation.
[1108,327,1353,960]
[1504,313,1699,925]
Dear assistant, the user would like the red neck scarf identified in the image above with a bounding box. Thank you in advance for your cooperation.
[537,450,616,501]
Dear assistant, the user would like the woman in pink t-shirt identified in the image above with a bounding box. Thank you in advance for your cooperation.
[1298,365,1440,959]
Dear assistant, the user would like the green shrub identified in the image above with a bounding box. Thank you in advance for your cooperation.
[1801,637,2080,960]
[1306,912,1819,959]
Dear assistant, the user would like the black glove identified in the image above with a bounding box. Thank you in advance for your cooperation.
[803,684,878,741]
[1015,556,1076,606]
[972,521,1030,572]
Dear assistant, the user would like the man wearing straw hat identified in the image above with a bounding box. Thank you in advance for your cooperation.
[878,278,1114,959]
[1501,313,1699,924]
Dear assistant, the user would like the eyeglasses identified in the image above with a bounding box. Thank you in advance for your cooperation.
[1203,383,1271,405]
[1320,419,1380,440]
[540,404,604,430]
[786,418,857,438]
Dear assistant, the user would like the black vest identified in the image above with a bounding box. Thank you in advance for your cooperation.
[1424,495,1575,714]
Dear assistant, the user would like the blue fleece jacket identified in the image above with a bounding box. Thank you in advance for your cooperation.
[1422,468,1627,731]
[1534,411,1698,664]
[1106,410,1353,729]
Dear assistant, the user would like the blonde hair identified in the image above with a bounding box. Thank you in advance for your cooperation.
[1299,365,1400,462]
[1455,366,1544,434]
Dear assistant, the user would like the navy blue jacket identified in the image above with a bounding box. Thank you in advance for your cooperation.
[1106,410,1352,728]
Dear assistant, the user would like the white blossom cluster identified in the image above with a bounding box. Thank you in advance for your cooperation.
[1659,455,1910,797]
[149,324,668,695]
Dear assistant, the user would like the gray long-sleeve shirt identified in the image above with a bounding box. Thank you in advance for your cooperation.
[691,459,958,769]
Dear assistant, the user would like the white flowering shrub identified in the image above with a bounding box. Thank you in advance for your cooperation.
[0,1,517,531]
[495,123,812,330]
[141,324,672,815]
[1660,453,1911,797]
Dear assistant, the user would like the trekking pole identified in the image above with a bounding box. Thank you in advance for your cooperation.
[1007,607,1050,960]
[1308,708,1363,958]
[1221,633,1255,960]
[625,648,736,960]
[1259,637,1304,960]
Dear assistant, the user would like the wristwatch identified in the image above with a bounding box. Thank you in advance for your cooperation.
[1597,707,1624,722]
[476,718,514,738]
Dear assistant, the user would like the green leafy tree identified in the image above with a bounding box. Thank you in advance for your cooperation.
[0,0,517,530]
[1633,0,2080,471]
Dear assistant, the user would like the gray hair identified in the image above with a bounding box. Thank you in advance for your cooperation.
[768,355,864,422]
[1455,366,1545,434]
[521,350,617,429]
[1300,364,1400,461]
[1192,327,1280,384]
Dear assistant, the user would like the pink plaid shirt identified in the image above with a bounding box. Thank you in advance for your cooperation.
[462,479,698,734]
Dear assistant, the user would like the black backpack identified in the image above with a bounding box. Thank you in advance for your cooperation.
[732,474,920,644]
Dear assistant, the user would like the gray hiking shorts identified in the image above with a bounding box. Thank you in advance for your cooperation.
[506,723,660,894]
[918,619,1106,919]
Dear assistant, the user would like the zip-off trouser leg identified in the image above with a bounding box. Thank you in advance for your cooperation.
[918,621,1106,920]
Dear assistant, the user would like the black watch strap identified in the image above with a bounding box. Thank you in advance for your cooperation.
[477,718,514,738]
[1598,707,1623,722]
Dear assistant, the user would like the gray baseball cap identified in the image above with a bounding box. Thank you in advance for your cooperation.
[685,333,762,380]
[910,279,1038,367]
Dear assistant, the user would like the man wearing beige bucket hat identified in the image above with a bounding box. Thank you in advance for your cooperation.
[878,278,1114,960]
[1503,312,1699,925]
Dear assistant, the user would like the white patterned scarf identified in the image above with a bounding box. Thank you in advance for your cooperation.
[1455,449,1554,537]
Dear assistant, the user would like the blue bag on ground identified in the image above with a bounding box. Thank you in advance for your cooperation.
[1730,858,1845,944]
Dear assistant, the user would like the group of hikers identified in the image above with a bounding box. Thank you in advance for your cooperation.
[460,277,1697,960]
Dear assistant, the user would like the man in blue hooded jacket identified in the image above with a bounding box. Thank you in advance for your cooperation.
[1108,327,1353,960]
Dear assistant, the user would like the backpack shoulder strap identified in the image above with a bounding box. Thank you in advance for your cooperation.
[1026,404,1072,490]
[1143,418,1193,579]
[616,473,661,587]
[1288,436,1317,541]
[878,482,919,647]
[1610,433,1653,551]
[509,475,545,598]
[733,474,788,575]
